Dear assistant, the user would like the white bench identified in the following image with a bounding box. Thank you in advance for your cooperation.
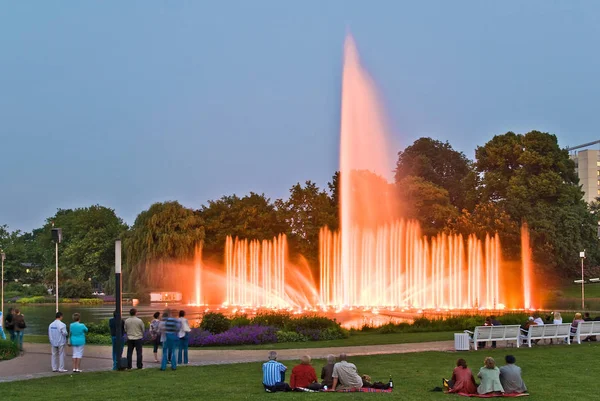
[573,321,600,344]
[464,325,521,350]
[522,323,571,347]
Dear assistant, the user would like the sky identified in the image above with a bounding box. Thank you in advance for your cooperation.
[1,1,599,232]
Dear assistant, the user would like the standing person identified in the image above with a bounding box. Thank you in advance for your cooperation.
[48,311,68,373]
[3,308,15,342]
[149,312,161,363]
[160,309,181,371]
[499,355,527,394]
[0,311,6,340]
[12,309,26,354]
[69,313,88,372]
[109,311,125,370]
[124,308,145,370]
[177,310,191,365]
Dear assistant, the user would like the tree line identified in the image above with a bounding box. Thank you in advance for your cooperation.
[1,131,597,294]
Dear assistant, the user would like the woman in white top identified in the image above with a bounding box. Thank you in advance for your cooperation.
[177,310,191,365]
[552,312,563,324]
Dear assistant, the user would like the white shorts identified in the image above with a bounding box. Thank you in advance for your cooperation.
[72,345,85,359]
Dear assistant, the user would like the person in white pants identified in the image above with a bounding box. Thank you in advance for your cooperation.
[48,311,68,373]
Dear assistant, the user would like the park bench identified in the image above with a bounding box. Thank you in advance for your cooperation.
[464,325,521,350]
[573,321,600,344]
[522,323,571,347]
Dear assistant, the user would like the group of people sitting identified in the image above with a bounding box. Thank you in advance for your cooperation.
[445,355,527,396]
[262,351,388,392]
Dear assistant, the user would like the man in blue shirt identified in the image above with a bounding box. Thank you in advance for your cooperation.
[160,309,181,371]
[262,351,290,392]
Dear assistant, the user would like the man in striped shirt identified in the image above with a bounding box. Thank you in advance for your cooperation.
[160,309,181,371]
[262,351,289,392]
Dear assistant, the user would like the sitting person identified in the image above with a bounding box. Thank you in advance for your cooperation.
[331,353,363,391]
[477,357,504,395]
[499,355,527,394]
[321,354,335,388]
[520,317,537,344]
[290,355,320,390]
[447,358,477,394]
[570,313,585,340]
[262,351,290,392]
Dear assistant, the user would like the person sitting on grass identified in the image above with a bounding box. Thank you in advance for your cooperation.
[499,355,527,394]
[446,358,477,394]
[321,354,335,388]
[331,353,363,391]
[262,351,290,392]
[477,357,504,395]
[290,355,321,390]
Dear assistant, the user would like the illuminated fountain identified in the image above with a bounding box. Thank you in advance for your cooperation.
[183,34,535,314]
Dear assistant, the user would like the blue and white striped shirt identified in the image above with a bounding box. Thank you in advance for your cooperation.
[262,360,287,386]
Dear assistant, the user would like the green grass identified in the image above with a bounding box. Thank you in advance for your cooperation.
[24,331,454,349]
[560,283,600,299]
[1,343,598,400]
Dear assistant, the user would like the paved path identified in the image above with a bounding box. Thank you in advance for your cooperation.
[0,340,454,383]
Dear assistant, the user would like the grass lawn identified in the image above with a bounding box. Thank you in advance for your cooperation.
[1,343,598,401]
[24,331,455,349]
[560,283,600,299]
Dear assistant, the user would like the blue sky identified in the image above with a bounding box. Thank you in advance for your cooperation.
[1,1,599,232]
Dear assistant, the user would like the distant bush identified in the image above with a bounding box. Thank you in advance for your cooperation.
[200,312,231,334]
[0,340,19,360]
[86,333,111,345]
[61,280,93,298]
[86,320,110,335]
[230,314,252,327]
[79,298,104,306]
[251,311,292,329]
[18,296,50,304]
[191,325,277,346]
[276,330,309,343]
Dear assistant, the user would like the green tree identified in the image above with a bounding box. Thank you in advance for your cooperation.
[124,201,204,290]
[475,130,598,274]
[275,181,337,268]
[396,176,458,236]
[199,193,286,256]
[395,137,478,211]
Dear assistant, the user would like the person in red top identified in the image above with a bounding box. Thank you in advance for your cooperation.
[290,355,320,390]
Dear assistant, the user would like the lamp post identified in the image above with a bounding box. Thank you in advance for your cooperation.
[1,251,5,318]
[580,251,586,310]
[51,227,62,313]
[115,240,123,368]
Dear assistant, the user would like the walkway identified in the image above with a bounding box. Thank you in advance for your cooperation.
[0,340,454,383]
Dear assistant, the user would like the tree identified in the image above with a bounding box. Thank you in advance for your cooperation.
[124,201,204,291]
[275,181,337,268]
[475,131,599,274]
[327,171,340,230]
[199,193,286,256]
[395,176,458,236]
[395,137,478,211]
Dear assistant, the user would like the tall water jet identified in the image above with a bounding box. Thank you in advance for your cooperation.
[194,244,202,305]
[521,223,533,309]
[340,34,396,307]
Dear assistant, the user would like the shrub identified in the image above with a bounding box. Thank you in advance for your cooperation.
[86,320,111,335]
[230,314,252,327]
[195,325,277,346]
[61,280,93,298]
[285,314,339,332]
[200,312,231,334]
[133,292,151,305]
[18,296,50,304]
[86,333,111,345]
[0,340,19,360]
[276,330,309,343]
[251,311,292,329]
[79,298,104,306]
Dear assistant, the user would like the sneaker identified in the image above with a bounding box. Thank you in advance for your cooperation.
[52,370,58,373]
[58,369,68,373]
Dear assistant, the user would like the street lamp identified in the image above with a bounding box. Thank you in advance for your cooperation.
[51,227,62,313]
[115,240,123,368]
[1,250,6,318]
[580,250,586,310]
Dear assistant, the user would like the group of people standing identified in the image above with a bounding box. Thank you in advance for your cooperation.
[1,308,27,353]
[48,311,88,373]
[109,308,191,371]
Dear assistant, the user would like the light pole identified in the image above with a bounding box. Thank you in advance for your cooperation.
[1,250,5,318]
[115,240,123,368]
[580,251,586,310]
[51,227,62,313]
